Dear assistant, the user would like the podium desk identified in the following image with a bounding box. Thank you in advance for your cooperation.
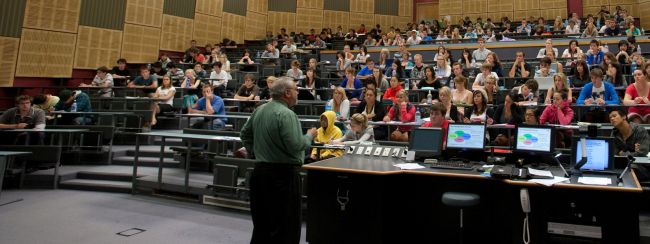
[303,155,642,244]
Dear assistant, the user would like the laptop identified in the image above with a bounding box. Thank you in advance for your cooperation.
[536,76,554,91]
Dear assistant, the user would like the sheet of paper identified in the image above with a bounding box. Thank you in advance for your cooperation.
[529,176,569,187]
[527,168,554,178]
[578,176,612,185]
[394,163,425,170]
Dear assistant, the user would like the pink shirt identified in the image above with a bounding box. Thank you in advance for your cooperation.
[626,83,650,116]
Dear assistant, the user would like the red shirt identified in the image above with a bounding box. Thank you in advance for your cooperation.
[626,83,650,116]
[382,86,403,104]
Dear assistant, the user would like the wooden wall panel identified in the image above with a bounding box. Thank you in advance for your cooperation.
[640,1,650,30]
[374,15,396,30]
[486,12,514,22]
[125,0,164,27]
[196,0,223,17]
[544,0,565,9]
[539,8,567,20]
[0,37,20,86]
[488,0,514,13]
[160,15,193,52]
[16,29,77,78]
[582,0,608,7]
[514,10,540,20]
[396,16,410,29]
[193,13,222,47]
[297,0,324,9]
[349,12,374,32]
[296,8,323,34]
[267,11,296,35]
[514,0,539,11]
[439,0,462,15]
[23,0,81,33]
[350,0,374,14]
[74,26,122,69]
[247,0,267,13]
[323,10,350,31]
[399,0,413,16]
[245,11,267,40]
[463,0,487,14]
[222,12,245,43]
[121,23,160,63]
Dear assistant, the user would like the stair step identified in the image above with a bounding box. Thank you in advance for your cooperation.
[59,179,132,193]
[112,156,180,168]
[126,149,175,158]
[77,171,135,182]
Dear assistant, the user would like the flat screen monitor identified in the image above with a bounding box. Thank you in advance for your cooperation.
[409,127,443,157]
[571,137,614,171]
[515,125,554,153]
[446,123,486,150]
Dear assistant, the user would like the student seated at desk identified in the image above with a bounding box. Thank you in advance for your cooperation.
[331,113,374,145]
[0,95,46,145]
[234,74,260,112]
[309,111,343,162]
[340,68,362,101]
[355,88,387,140]
[237,50,255,65]
[463,89,495,124]
[422,103,450,137]
[151,75,176,126]
[382,77,403,103]
[54,90,93,125]
[111,58,131,82]
[165,63,184,83]
[383,90,416,142]
[209,61,229,96]
[356,59,375,80]
[181,69,201,111]
[80,66,113,97]
[540,91,574,147]
[472,63,498,89]
[624,68,650,124]
[286,60,304,80]
[128,67,158,96]
[545,73,572,104]
[514,79,539,106]
[576,68,620,122]
[32,94,59,119]
[327,87,350,121]
[258,76,276,100]
[188,85,226,130]
[609,109,650,181]
[299,68,322,100]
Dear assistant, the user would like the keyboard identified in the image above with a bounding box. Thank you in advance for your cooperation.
[424,159,474,171]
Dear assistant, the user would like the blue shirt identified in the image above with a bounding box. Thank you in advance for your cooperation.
[340,78,362,100]
[586,51,604,66]
[576,81,619,105]
[54,91,92,112]
[195,96,227,121]
[132,75,156,86]
[357,66,373,77]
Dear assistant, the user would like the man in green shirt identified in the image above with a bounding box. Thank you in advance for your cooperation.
[240,77,317,244]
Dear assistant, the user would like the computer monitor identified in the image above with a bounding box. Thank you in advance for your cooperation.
[446,123,486,150]
[571,137,615,171]
[409,127,443,158]
[515,125,554,153]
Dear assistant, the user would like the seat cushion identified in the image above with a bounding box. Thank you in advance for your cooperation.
[441,192,480,208]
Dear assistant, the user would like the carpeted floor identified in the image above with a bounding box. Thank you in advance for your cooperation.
[0,189,308,244]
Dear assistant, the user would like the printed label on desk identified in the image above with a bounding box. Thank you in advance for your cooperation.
[391,148,402,157]
[347,146,356,154]
[364,146,374,155]
[382,148,392,157]
[373,147,383,156]
[547,222,602,239]
[356,146,365,155]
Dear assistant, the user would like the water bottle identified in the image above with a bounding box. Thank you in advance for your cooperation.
[427,90,433,104]
[415,108,422,124]
[631,60,637,72]
[449,77,455,89]
[325,102,332,111]
[70,101,77,112]
[638,45,642,55]
[404,80,409,91]
[256,51,261,58]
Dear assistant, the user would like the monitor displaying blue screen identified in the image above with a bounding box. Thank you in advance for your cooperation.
[446,124,486,150]
[574,138,610,171]
[516,126,553,153]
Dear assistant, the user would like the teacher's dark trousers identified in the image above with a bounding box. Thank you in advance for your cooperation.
[250,162,301,244]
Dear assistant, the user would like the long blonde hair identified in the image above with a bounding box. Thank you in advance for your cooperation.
[333,87,348,113]
[392,90,410,119]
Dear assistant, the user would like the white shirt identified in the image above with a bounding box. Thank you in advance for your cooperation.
[156,86,176,105]
[327,99,350,120]
[406,36,422,45]
[209,70,229,87]
[565,25,580,34]
[474,72,498,86]
[536,48,559,58]
[92,73,113,97]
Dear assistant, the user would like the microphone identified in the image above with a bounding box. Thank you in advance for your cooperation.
[618,153,636,183]
[553,153,569,177]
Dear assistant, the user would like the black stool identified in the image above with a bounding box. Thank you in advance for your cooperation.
[441,192,480,244]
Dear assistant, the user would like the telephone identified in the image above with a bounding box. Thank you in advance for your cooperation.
[490,165,529,179]
[521,188,531,244]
